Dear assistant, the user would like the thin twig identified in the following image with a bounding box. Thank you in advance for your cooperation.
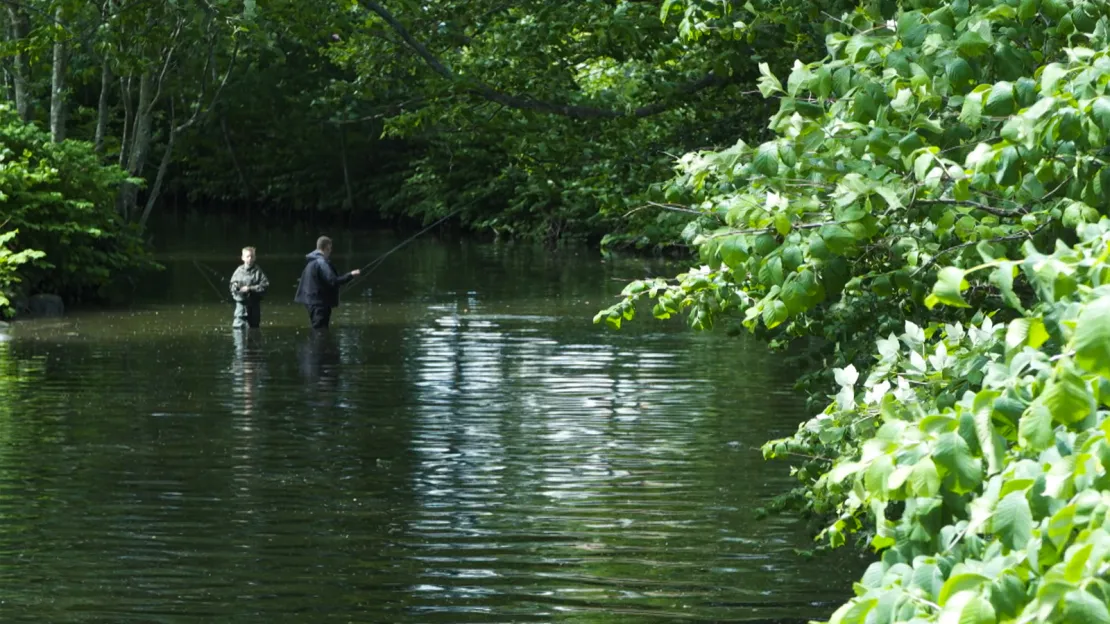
[915,198,1026,218]
[912,222,1050,276]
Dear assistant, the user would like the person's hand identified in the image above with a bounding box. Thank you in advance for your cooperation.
[351,269,361,276]
[240,286,251,293]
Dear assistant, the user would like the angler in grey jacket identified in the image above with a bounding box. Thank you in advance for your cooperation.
[293,236,360,329]
[230,246,270,329]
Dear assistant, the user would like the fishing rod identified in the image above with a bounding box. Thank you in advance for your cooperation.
[342,207,464,292]
[193,259,231,303]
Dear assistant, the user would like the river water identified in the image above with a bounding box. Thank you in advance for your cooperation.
[0,215,862,622]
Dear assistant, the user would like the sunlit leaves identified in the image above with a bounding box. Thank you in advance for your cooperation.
[992,491,1034,551]
[1073,296,1110,379]
[927,267,970,308]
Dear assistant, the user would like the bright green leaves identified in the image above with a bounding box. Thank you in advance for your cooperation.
[1038,362,1095,426]
[752,142,781,177]
[1090,97,1110,135]
[1005,317,1048,352]
[762,298,788,328]
[940,591,996,624]
[757,62,783,98]
[934,432,982,494]
[1073,296,1110,379]
[1061,590,1110,624]
[992,491,1034,551]
[911,457,941,497]
[1019,403,1054,450]
[927,267,970,308]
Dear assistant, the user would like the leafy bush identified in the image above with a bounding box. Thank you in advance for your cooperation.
[597,0,1110,620]
[0,229,44,317]
[0,105,157,304]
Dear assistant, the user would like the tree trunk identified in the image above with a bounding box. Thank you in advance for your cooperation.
[118,75,132,168]
[6,7,30,121]
[220,111,252,197]
[140,122,176,230]
[340,125,354,212]
[94,58,110,153]
[49,5,66,142]
[119,73,154,220]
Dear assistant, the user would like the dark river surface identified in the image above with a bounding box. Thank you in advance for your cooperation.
[0,215,863,622]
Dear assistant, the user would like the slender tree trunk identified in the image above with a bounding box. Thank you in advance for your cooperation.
[94,58,110,153]
[140,116,176,230]
[49,5,67,141]
[6,7,30,121]
[220,111,252,197]
[120,73,154,220]
[340,125,354,213]
[118,75,132,168]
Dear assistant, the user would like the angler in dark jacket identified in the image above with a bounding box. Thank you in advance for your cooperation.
[293,236,360,329]
[230,246,270,329]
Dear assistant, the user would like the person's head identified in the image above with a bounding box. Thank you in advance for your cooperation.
[316,236,333,258]
[241,246,256,266]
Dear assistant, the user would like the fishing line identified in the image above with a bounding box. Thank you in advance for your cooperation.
[342,207,463,292]
[193,259,231,303]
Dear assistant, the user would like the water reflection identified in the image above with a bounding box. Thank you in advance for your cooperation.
[231,329,266,418]
[298,330,341,390]
[0,233,863,622]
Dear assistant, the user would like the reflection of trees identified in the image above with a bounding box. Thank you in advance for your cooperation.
[398,308,853,620]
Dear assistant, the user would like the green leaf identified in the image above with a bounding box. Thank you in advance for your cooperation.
[1041,63,1068,95]
[973,391,1003,475]
[961,93,983,127]
[820,224,856,254]
[1018,0,1038,21]
[957,30,990,57]
[934,432,982,494]
[914,151,935,180]
[1006,317,1049,351]
[929,267,970,308]
[753,142,780,177]
[1047,504,1076,550]
[1073,297,1110,379]
[938,572,990,606]
[1062,590,1110,624]
[954,594,997,624]
[992,263,1024,311]
[1091,97,1110,134]
[910,457,940,497]
[993,491,1033,551]
[1019,403,1054,450]
[1041,364,1094,425]
[757,62,783,97]
[761,298,788,328]
[946,58,976,94]
[985,82,1016,116]
[995,146,1021,186]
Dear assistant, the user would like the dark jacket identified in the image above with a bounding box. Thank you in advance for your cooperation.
[294,250,355,308]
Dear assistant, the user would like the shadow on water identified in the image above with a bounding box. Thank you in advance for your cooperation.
[0,215,868,622]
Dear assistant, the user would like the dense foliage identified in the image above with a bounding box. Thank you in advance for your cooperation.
[595,0,1110,621]
[0,0,850,244]
[0,229,44,315]
[0,104,154,313]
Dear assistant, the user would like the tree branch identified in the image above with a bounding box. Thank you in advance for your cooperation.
[358,0,728,120]
[914,198,1026,218]
[912,222,1050,276]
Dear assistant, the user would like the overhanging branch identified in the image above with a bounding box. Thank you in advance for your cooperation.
[358,0,728,120]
